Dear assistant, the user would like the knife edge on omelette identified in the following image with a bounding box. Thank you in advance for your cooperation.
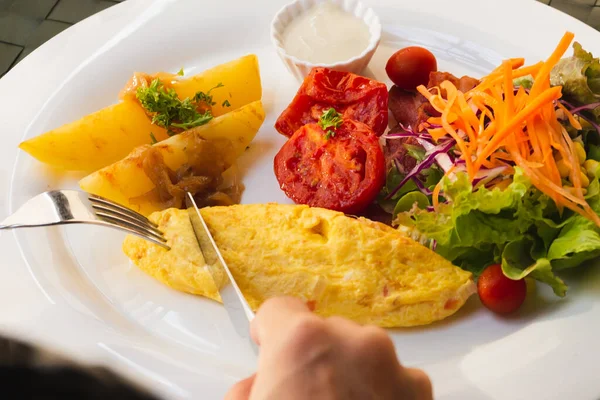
[122,204,476,327]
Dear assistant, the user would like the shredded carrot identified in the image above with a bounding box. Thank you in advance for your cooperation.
[419,31,600,227]
[557,101,582,130]
[432,165,457,209]
[475,86,563,167]
[475,61,544,92]
[530,32,575,97]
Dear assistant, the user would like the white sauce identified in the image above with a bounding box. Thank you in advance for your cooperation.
[283,2,371,64]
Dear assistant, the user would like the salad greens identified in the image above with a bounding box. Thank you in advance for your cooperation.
[551,42,600,117]
[383,42,600,296]
[396,169,600,296]
[377,162,442,217]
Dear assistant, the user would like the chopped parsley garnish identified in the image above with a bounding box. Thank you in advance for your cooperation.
[193,82,224,106]
[136,79,181,129]
[136,79,226,135]
[149,132,158,144]
[222,99,231,108]
[177,67,184,76]
[318,108,343,140]
[171,113,214,130]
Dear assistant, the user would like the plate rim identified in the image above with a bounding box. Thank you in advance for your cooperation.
[2,1,600,399]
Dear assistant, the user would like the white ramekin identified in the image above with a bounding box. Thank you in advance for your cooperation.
[270,0,382,82]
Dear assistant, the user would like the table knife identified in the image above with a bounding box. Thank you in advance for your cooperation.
[186,193,257,353]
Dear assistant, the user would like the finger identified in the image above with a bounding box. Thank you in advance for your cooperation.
[224,374,256,400]
[325,316,363,338]
[403,367,433,400]
[250,296,310,346]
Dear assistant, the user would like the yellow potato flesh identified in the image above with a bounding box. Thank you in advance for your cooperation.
[19,100,169,173]
[172,54,261,118]
[19,54,262,172]
[79,100,265,216]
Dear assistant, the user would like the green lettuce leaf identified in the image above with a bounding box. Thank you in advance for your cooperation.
[587,143,600,161]
[402,169,535,248]
[396,168,600,296]
[377,164,443,214]
[501,236,567,296]
[377,167,417,213]
[547,193,600,270]
[513,75,534,89]
[393,192,429,217]
[550,42,600,117]
[574,42,600,94]
[404,144,426,162]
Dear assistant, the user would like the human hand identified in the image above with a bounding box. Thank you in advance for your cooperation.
[225,297,433,400]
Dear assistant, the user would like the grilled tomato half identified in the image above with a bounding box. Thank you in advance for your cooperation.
[274,119,385,214]
[275,68,388,137]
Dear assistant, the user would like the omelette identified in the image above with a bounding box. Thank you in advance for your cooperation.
[123,204,476,327]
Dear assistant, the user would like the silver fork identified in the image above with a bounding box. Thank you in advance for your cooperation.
[0,190,170,249]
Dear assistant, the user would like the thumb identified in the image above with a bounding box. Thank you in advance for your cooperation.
[224,374,256,400]
[402,368,433,400]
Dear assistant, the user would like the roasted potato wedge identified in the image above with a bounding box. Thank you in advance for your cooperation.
[79,100,265,216]
[20,54,262,172]
[172,54,262,118]
[19,100,170,173]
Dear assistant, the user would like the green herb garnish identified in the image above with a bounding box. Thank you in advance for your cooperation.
[136,79,226,134]
[137,79,181,128]
[149,132,158,144]
[170,112,214,130]
[193,82,224,106]
[177,67,184,76]
[222,99,231,108]
[318,108,343,140]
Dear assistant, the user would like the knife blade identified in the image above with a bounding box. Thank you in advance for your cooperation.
[186,193,257,352]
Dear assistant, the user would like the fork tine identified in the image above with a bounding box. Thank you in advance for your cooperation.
[0,190,171,250]
[88,195,167,239]
[96,212,167,242]
[98,218,171,249]
[90,202,165,238]
[88,195,158,228]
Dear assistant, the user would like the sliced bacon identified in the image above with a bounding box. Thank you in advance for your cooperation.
[427,72,479,93]
[388,85,427,129]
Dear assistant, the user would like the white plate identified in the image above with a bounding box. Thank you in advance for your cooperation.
[1,0,599,398]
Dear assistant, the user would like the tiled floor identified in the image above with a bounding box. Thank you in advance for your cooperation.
[1,0,600,77]
[0,0,124,77]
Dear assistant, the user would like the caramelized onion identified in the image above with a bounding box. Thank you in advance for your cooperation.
[130,136,244,210]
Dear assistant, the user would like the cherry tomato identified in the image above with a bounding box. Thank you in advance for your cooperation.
[477,264,526,314]
[385,47,438,91]
[274,120,385,214]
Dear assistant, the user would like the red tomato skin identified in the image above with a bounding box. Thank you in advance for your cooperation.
[385,46,438,91]
[477,264,527,314]
[275,68,388,137]
[274,120,385,214]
